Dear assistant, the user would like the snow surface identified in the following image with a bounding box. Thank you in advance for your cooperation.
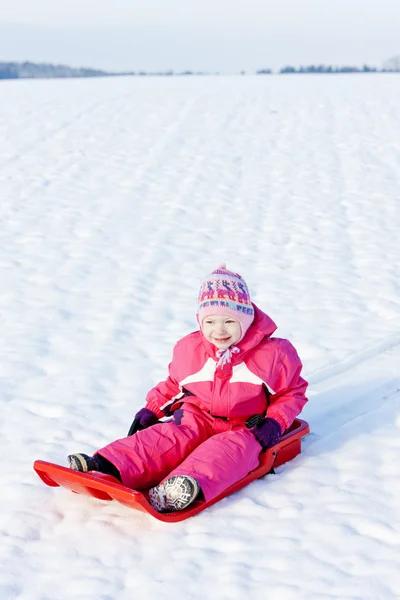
[0,74,400,600]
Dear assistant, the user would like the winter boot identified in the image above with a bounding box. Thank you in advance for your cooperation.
[148,475,200,512]
[67,453,121,481]
[68,453,98,472]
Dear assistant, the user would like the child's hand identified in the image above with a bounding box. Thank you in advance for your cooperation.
[127,408,159,436]
[250,417,282,449]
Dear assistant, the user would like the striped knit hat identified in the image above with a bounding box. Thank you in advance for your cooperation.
[198,264,254,340]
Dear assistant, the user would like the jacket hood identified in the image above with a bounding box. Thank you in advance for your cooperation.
[238,303,277,352]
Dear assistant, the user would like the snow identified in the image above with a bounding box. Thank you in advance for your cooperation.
[1,73,400,599]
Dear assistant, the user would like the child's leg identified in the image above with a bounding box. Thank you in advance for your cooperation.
[163,427,262,502]
[96,410,212,490]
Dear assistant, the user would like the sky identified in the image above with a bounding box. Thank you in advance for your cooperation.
[0,0,399,72]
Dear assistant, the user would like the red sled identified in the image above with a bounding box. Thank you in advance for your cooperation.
[33,418,309,523]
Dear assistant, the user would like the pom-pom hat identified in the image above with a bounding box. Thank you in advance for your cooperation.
[198,264,254,341]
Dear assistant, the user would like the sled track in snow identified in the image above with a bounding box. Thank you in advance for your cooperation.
[307,331,400,387]
[301,332,400,448]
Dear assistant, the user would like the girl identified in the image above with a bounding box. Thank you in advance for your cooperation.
[68,265,308,512]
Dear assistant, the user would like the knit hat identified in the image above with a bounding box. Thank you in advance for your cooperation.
[198,264,254,340]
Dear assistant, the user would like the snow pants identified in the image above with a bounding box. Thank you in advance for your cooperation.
[96,405,263,502]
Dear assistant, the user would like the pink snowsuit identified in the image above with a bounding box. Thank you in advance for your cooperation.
[97,304,308,501]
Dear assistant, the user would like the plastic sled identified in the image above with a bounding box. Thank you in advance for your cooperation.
[33,418,309,523]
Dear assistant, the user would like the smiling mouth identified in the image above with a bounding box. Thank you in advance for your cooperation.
[214,337,231,342]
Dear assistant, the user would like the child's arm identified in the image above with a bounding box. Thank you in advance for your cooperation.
[264,340,308,434]
[144,345,182,418]
[145,373,182,418]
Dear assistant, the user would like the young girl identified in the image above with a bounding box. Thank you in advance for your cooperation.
[68,265,308,512]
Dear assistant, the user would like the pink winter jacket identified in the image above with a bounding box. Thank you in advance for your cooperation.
[145,304,308,433]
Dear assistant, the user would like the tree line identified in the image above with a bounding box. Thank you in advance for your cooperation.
[258,61,399,74]
[0,61,110,79]
[1,58,399,80]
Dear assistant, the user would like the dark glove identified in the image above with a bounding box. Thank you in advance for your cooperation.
[127,408,159,436]
[248,416,282,449]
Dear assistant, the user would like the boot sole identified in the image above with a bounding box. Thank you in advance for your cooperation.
[149,476,200,512]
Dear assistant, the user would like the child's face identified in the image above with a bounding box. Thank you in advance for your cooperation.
[201,315,242,349]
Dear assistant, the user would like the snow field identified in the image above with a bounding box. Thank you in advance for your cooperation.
[0,73,399,599]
